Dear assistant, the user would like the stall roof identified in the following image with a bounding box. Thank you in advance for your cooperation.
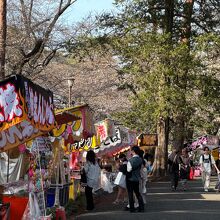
[54,104,88,125]
[55,111,81,125]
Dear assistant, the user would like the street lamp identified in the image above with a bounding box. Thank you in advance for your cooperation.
[67,78,75,107]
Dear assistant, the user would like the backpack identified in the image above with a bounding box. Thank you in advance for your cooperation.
[202,154,213,169]
[202,154,211,163]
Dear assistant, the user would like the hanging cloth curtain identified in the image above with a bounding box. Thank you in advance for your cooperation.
[0,153,26,184]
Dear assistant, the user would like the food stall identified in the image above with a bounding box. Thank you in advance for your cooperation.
[94,120,137,191]
[50,104,97,203]
[0,74,55,220]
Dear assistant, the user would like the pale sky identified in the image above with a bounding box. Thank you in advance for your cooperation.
[64,0,115,24]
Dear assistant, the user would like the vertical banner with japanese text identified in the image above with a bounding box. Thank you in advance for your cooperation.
[0,75,55,151]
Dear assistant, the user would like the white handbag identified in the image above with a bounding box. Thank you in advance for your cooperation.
[114,172,126,188]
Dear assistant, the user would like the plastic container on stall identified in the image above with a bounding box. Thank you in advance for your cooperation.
[47,188,55,207]
[46,183,72,207]
[2,196,28,220]
[56,207,66,220]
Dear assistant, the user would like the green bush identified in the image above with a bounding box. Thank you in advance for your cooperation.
[46,206,57,220]
[64,199,78,217]
[46,194,86,219]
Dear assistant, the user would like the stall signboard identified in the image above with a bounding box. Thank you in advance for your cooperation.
[95,127,137,155]
[0,75,55,151]
[185,135,219,152]
[69,135,99,152]
[139,134,158,146]
[96,121,108,142]
[52,105,97,152]
[53,105,94,139]
[185,136,207,151]
[212,148,219,160]
[0,120,44,151]
[128,130,137,146]
[94,128,122,153]
[95,119,115,142]
[118,126,130,144]
[206,135,219,147]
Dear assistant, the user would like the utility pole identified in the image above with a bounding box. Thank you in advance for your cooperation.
[0,0,6,202]
[67,78,74,107]
[0,0,6,188]
[0,0,6,79]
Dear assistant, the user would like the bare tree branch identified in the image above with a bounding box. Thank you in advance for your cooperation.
[19,0,35,38]
[45,0,76,40]
[7,0,77,76]
[28,0,34,24]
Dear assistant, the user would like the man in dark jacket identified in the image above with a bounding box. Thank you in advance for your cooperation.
[126,146,144,212]
[168,148,182,191]
[216,153,220,171]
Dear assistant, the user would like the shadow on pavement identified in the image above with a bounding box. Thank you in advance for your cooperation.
[75,177,220,220]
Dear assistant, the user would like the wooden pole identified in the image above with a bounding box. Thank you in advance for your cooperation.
[0,0,6,79]
[0,0,6,203]
[6,150,9,183]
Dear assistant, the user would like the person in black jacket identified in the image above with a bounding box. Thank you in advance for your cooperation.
[215,153,220,192]
[179,148,192,191]
[168,148,182,191]
[216,153,220,171]
[126,146,144,212]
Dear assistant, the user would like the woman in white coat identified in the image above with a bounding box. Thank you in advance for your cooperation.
[84,150,101,210]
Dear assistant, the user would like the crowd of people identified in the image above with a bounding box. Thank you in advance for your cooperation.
[81,146,220,213]
[81,146,150,212]
[168,147,220,192]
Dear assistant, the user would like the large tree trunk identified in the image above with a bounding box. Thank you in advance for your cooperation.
[173,115,185,150]
[152,0,174,178]
[152,117,169,177]
[172,0,195,151]
[0,0,6,79]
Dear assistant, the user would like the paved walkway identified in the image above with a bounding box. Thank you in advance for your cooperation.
[74,177,220,220]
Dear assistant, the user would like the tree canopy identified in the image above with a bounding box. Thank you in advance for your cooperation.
[93,0,220,142]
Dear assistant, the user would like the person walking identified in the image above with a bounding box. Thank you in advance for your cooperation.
[84,150,101,211]
[113,154,128,204]
[126,146,144,213]
[215,153,220,192]
[137,149,148,204]
[199,147,220,192]
[179,148,192,191]
[215,153,220,170]
[127,149,148,209]
[168,148,181,191]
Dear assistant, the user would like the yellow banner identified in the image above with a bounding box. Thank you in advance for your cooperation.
[0,120,45,152]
